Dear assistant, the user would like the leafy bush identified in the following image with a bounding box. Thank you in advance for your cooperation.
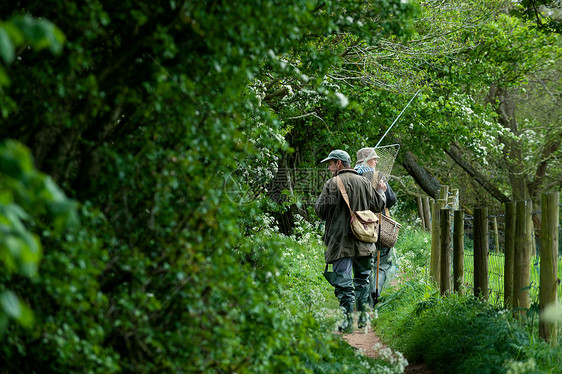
[0,140,78,333]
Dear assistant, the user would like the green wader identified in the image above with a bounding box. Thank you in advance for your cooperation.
[352,257,372,328]
[324,257,372,332]
[323,266,354,332]
[368,247,394,307]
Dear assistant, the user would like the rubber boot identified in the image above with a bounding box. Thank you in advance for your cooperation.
[356,299,370,329]
[338,304,354,333]
[357,310,370,329]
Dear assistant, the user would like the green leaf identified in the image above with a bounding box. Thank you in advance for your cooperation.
[0,27,15,64]
[11,15,65,54]
[0,140,34,179]
[0,291,33,328]
[0,291,21,318]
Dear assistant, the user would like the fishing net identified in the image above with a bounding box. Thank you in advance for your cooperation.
[354,144,400,188]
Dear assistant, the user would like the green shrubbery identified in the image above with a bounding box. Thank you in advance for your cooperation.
[0,141,406,373]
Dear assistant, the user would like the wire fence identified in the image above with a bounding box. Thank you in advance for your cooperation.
[460,210,562,308]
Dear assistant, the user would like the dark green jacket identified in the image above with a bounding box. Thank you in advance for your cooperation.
[315,168,386,263]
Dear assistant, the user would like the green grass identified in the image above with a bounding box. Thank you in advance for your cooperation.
[274,218,562,373]
[462,250,562,308]
[372,227,562,373]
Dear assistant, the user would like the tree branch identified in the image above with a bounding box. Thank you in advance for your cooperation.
[445,143,510,204]
[400,150,441,199]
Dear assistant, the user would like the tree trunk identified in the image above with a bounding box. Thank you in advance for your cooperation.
[539,192,559,344]
[400,150,440,199]
[474,207,489,301]
[487,85,529,201]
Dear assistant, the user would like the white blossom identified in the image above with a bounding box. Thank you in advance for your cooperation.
[335,92,349,108]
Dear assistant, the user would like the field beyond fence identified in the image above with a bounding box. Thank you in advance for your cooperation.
[420,190,560,343]
[461,211,562,308]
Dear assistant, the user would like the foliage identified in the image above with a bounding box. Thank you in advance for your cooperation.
[278,214,336,312]
[0,14,64,87]
[374,226,562,374]
[413,2,561,202]
[510,0,562,33]
[0,140,77,333]
[2,202,120,373]
[377,288,562,373]
[0,1,422,372]
[0,0,559,372]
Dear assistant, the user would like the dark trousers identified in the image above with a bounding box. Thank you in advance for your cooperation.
[324,256,372,312]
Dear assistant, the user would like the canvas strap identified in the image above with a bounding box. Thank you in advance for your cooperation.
[335,176,355,218]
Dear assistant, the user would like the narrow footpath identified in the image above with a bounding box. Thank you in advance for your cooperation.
[342,329,434,374]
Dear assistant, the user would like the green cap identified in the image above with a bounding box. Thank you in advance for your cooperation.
[321,150,351,163]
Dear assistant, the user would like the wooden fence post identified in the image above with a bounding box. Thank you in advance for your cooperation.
[532,227,537,258]
[430,200,441,284]
[474,207,489,301]
[513,200,532,317]
[440,208,452,296]
[423,197,431,231]
[504,202,516,309]
[539,192,559,344]
[449,188,459,210]
[492,217,500,253]
[417,194,425,229]
[453,209,464,294]
[439,185,449,202]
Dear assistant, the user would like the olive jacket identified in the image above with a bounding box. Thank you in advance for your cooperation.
[315,168,386,263]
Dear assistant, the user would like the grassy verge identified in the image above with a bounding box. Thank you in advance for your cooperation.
[262,213,407,373]
[374,227,562,374]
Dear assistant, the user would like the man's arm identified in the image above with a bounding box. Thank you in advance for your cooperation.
[385,182,397,209]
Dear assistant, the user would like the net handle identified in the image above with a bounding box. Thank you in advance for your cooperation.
[374,88,421,149]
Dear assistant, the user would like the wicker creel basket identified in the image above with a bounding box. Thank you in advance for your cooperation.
[379,214,401,248]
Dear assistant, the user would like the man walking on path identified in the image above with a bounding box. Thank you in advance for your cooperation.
[315,150,386,332]
[355,147,398,306]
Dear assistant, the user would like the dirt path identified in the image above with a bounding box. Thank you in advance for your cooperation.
[342,329,435,374]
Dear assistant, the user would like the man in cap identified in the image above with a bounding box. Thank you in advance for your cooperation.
[355,147,398,306]
[315,149,386,332]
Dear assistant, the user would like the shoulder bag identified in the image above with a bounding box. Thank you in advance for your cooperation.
[335,176,379,243]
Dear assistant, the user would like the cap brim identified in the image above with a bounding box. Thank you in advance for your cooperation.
[321,157,332,163]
